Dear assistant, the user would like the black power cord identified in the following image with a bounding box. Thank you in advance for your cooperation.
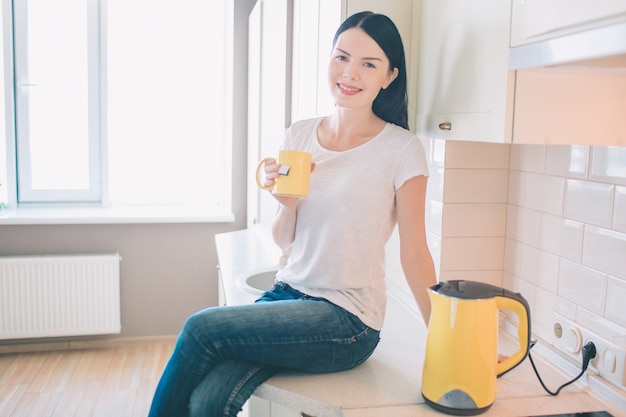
[528,339,597,396]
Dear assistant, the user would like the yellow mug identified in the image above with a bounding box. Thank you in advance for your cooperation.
[256,150,311,197]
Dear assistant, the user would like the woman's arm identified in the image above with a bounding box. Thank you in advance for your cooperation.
[395,175,437,325]
[272,204,298,251]
[262,159,314,251]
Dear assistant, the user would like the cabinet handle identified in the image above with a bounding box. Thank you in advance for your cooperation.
[438,122,451,131]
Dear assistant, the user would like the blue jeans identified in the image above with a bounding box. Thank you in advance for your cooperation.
[148,281,380,417]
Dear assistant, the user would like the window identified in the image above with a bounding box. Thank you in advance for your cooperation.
[13,0,98,203]
[2,0,233,213]
[0,3,8,207]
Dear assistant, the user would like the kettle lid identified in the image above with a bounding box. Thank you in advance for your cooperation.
[432,280,511,300]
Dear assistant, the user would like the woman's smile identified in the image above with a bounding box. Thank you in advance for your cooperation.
[337,82,362,95]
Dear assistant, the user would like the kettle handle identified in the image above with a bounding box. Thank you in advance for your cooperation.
[494,295,531,377]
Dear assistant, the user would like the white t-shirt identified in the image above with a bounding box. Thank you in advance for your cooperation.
[275,117,429,330]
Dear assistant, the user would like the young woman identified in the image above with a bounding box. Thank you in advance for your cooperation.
[148,11,436,417]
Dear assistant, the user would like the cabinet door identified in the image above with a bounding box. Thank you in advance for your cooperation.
[245,395,301,417]
[511,0,626,47]
[415,0,514,143]
[271,402,301,417]
[513,68,626,146]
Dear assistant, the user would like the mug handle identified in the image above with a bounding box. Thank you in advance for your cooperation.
[255,157,276,190]
[494,295,531,377]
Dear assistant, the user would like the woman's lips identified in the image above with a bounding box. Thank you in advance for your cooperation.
[337,83,362,96]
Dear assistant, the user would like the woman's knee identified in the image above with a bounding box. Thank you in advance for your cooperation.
[187,361,260,417]
[173,308,221,361]
[179,307,222,341]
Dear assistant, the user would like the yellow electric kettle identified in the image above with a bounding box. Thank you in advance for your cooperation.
[421,280,531,415]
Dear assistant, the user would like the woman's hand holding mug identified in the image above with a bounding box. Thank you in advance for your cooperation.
[256,150,314,208]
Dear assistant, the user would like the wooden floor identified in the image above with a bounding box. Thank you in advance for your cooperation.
[0,339,175,417]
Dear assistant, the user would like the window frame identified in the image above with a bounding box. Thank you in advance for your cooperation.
[12,0,104,204]
[2,0,18,208]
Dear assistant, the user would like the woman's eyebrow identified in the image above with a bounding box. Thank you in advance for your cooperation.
[335,47,383,61]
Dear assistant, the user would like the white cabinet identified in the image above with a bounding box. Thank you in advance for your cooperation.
[510,0,626,47]
[242,396,300,417]
[512,67,626,146]
[291,0,417,126]
[509,3,626,145]
[414,0,514,143]
[415,0,626,146]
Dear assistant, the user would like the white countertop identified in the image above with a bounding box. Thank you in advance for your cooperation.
[216,229,625,417]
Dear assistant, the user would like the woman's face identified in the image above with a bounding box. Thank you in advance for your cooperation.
[328,28,398,112]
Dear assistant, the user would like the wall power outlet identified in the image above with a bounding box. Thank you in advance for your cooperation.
[552,313,626,390]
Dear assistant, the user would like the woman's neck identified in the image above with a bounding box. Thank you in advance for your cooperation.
[318,110,386,152]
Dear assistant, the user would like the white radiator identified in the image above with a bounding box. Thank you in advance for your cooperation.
[0,254,121,340]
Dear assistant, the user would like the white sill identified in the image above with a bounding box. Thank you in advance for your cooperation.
[0,205,235,225]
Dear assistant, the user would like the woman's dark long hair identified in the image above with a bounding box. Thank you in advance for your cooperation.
[332,11,409,130]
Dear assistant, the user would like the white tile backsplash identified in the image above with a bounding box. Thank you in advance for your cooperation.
[509,144,545,173]
[506,145,626,364]
[442,203,506,237]
[564,179,615,227]
[554,296,577,322]
[504,238,523,278]
[440,237,505,271]
[443,169,509,203]
[520,244,559,293]
[583,225,626,280]
[532,287,560,341]
[539,214,584,261]
[444,140,510,169]
[503,270,535,308]
[507,170,525,206]
[590,146,626,186]
[576,308,626,349]
[614,186,626,233]
[558,259,607,315]
[606,277,626,328]
[506,205,542,247]
[524,173,565,215]
[544,145,589,179]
